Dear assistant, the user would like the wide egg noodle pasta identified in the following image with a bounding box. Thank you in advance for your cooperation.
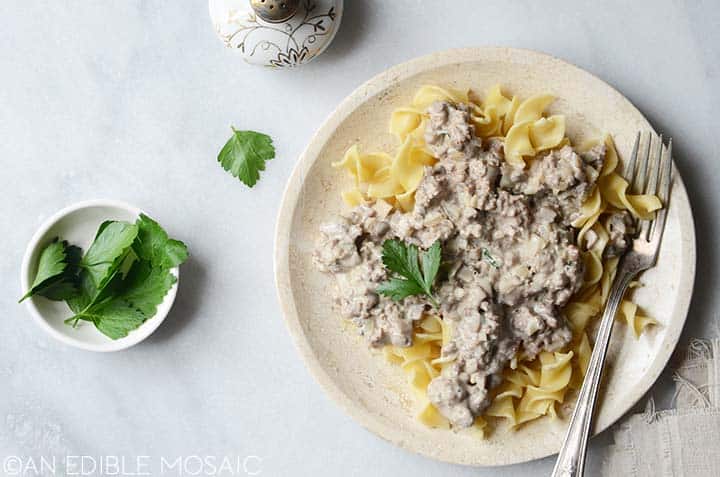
[411,85,468,110]
[601,135,619,177]
[530,116,566,152]
[395,190,415,213]
[384,314,493,436]
[585,134,662,220]
[599,172,662,220]
[392,137,426,192]
[502,96,521,135]
[341,189,365,207]
[576,333,592,378]
[417,401,451,429]
[334,84,662,434]
[619,300,657,338]
[331,143,361,178]
[473,106,503,138]
[410,147,435,166]
[366,166,403,199]
[503,121,534,167]
[334,140,434,207]
[357,152,392,182]
[504,116,566,168]
[514,351,574,423]
[572,187,604,232]
[485,389,519,426]
[582,223,610,287]
[389,107,424,141]
[513,94,555,125]
[484,84,513,118]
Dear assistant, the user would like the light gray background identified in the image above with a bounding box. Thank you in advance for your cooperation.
[1,1,717,476]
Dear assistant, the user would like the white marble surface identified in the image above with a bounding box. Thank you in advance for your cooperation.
[1,1,718,476]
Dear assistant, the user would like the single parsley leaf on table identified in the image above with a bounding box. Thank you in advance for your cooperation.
[218,127,275,187]
[376,239,442,308]
[19,238,82,302]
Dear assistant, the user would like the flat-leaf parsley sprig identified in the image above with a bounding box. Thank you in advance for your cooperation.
[18,239,82,303]
[376,239,442,308]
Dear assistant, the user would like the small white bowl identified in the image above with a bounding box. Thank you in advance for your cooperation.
[20,199,179,352]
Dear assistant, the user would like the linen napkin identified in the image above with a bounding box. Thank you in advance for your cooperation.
[602,339,720,477]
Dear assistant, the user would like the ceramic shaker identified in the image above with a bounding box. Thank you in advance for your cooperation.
[209,0,344,67]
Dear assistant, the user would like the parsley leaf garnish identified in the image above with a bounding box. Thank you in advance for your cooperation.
[82,221,139,291]
[19,239,82,302]
[482,248,500,269]
[67,262,177,339]
[217,127,275,187]
[377,239,442,307]
[133,214,189,269]
[66,221,139,314]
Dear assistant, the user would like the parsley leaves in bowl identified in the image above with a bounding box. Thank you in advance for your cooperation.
[20,200,188,351]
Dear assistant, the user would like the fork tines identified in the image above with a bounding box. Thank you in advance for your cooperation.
[624,132,673,244]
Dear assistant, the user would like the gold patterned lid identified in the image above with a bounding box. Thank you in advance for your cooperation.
[209,0,343,68]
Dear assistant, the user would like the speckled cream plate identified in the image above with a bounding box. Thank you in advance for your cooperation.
[274,47,696,466]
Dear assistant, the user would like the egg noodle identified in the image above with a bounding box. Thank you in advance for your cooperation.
[332,85,662,434]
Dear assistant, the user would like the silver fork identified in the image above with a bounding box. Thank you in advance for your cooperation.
[551,132,673,477]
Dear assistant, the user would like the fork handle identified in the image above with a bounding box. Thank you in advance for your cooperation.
[551,267,635,477]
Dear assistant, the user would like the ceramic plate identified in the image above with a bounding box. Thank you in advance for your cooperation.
[274,48,696,466]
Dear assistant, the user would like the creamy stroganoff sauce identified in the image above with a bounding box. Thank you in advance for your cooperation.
[313,101,632,428]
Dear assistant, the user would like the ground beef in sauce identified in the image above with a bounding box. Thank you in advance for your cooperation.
[313,100,612,428]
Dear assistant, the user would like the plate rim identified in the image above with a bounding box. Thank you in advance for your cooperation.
[274,46,697,466]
